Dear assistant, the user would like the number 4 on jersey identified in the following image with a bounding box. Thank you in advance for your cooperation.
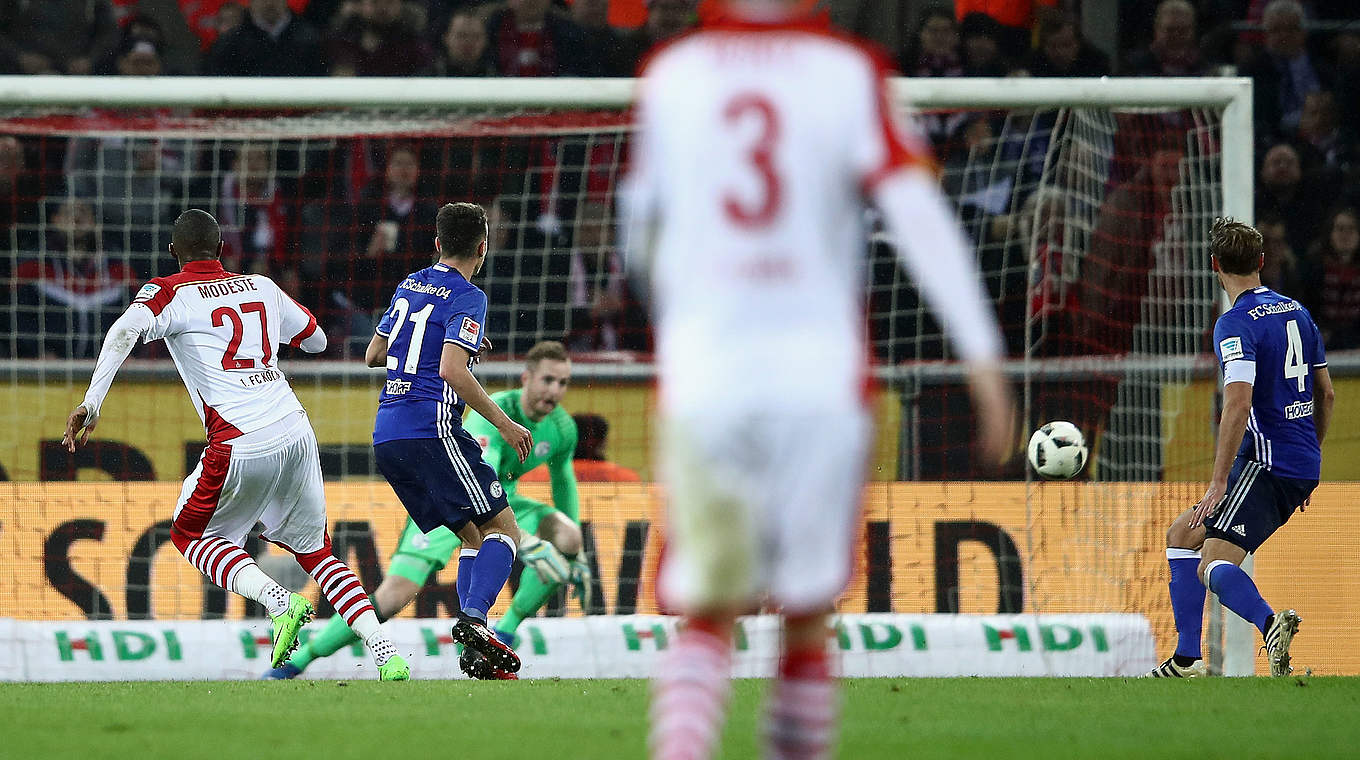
[1284,319,1307,392]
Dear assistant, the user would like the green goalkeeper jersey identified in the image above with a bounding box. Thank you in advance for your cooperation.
[463,389,580,521]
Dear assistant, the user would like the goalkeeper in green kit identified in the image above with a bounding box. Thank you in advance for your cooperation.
[264,341,588,680]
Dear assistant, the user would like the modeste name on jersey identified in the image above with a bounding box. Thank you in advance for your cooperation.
[196,278,259,299]
[399,278,453,299]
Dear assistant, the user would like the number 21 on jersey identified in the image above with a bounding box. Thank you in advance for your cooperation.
[385,297,435,374]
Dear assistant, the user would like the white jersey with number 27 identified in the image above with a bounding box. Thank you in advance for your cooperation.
[130,259,322,443]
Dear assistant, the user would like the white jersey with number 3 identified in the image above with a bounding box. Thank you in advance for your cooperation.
[133,259,321,442]
[624,14,1002,413]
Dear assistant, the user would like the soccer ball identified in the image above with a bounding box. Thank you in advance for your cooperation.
[1027,421,1088,480]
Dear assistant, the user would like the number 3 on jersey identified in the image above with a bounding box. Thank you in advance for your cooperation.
[1284,319,1307,392]
[386,296,435,374]
[723,94,783,228]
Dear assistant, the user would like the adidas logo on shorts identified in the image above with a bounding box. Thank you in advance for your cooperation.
[1232,524,1247,537]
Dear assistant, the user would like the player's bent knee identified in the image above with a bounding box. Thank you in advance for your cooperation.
[482,531,518,557]
[1166,509,1202,549]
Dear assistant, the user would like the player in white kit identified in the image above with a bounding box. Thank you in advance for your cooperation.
[622,4,1013,758]
[61,209,409,680]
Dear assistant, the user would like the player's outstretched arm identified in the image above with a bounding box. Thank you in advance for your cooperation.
[62,304,154,451]
[439,343,532,462]
[1313,366,1336,446]
[1190,381,1253,528]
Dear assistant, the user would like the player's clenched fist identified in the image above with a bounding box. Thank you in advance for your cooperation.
[498,420,532,462]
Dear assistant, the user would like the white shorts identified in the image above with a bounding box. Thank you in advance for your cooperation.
[656,404,871,615]
[171,411,327,554]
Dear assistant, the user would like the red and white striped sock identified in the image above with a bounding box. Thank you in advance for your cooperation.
[649,619,733,760]
[305,555,378,634]
[181,537,290,615]
[763,647,837,760]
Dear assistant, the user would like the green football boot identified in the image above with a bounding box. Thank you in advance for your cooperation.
[270,593,314,668]
[379,654,411,681]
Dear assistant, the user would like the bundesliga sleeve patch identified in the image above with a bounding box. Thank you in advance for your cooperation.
[133,283,161,302]
[1219,336,1244,362]
[459,316,480,344]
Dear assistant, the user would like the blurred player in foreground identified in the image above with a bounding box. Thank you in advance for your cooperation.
[621,3,1013,757]
[1149,218,1333,678]
[62,209,408,680]
[364,201,532,676]
[267,340,586,681]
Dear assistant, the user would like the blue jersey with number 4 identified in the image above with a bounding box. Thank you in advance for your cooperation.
[372,262,486,445]
[1213,286,1326,479]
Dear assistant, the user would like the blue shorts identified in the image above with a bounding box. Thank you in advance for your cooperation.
[374,427,509,535]
[1205,458,1317,553]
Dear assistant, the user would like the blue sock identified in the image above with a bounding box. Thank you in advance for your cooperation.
[1167,551,1206,660]
[461,535,515,621]
[1206,561,1274,635]
[456,549,477,609]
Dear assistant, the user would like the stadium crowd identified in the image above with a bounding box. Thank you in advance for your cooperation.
[1,0,1359,360]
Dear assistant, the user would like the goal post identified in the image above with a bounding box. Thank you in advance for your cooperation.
[0,75,1281,674]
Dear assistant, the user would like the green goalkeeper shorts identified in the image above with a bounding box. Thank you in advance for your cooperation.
[389,495,561,573]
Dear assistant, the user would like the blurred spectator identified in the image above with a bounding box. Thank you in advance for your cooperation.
[67,136,185,278]
[1305,207,1360,349]
[616,0,698,75]
[1257,213,1304,296]
[15,198,134,358]
[1023,13,1110,78]
[1122,0,1210,77]
[1242,0,1333,143]
[111,35,165,76]
[218,143,292,277]
[519,413,642,483]
[958,12,1011,77]
[566,201,627,352]
[1079,137,1186,357]
[206,0,324,76]
[115,4,201,73]
[436,9,496,76]
[0,136,42,358]
[899,8,967,152]
[0,0,119,75]
[1296,90,1357,182]
[900,7,963,78]
[326,0,435,76]
[953,0,1058,60]
[1256,141,1330,255]
[329,144,438,352]
[485,0,595,77]
[573,0,628,76]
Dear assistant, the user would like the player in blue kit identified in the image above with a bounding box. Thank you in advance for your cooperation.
[1150,218,1335,678]
[364,202,533,675]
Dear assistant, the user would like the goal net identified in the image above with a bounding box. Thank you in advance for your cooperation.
[5,76,1344,676]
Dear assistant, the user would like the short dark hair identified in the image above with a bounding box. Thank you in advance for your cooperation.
[436,202,488,259]
[1210,217,1264,275]
[172,209,221,259]
[525,340,568,369]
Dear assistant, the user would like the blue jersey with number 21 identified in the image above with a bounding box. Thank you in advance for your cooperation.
[1213,286,1326,480]
[372,262,486,445]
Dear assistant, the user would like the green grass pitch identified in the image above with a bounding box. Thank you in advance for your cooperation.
[4,677,1360,759]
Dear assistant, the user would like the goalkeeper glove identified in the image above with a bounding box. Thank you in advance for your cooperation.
[568,552,593,611]
[519,536,570,584]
